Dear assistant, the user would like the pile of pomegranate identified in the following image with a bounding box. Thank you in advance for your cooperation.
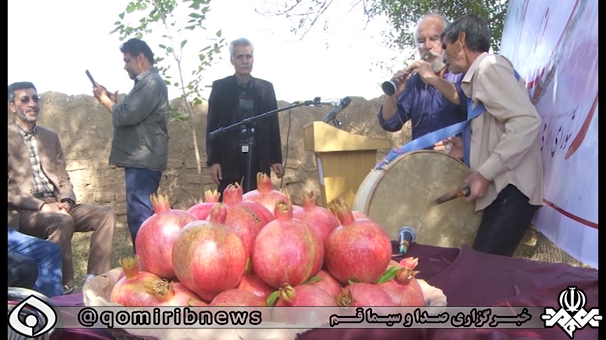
[109,173,426,308]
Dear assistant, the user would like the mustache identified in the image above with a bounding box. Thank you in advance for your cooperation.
[421,51,444,61]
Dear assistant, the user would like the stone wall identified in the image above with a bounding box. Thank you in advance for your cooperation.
[12,92,411,225]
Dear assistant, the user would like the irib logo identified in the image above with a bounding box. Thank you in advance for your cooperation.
[541,286,601,338]
[8,295,58,338]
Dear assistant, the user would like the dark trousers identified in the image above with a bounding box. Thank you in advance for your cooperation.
[125,167,162,253]
[217,155,260,201]
[472,184,540,257]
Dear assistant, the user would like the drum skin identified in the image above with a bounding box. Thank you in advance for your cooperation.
[352,150,481,248]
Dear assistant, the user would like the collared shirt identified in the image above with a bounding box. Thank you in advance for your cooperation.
[17,124,55,195]
[378,70,468,141]
[461,53,544,211]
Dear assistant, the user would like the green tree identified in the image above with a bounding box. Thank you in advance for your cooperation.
[257,0,508,62]
[110,0,226,196]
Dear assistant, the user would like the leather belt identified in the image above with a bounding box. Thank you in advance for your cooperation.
[33,192,55,198]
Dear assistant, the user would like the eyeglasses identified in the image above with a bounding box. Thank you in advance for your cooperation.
[14,95,41,104]
[124,56,136,64]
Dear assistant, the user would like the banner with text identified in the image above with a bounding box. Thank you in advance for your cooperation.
[499,0,598,268]
[7,293,601,339]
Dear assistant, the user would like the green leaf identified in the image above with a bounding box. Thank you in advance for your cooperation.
[266,290,280,307]
[181,39,188,48]
[302,276,322,285]
[375,266,400,284]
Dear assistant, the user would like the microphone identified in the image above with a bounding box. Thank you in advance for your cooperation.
[321,97,352,123]
[398,226,416,254]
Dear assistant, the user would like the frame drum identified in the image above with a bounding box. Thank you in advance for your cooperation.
[352,150,481,248]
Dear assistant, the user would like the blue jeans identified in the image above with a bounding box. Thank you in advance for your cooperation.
[125,167,162,253]
[8,228,63,297]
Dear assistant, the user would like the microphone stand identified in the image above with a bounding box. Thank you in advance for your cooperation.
[208,100,315,192]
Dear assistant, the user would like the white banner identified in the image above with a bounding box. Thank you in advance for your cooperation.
[499,0,598,268]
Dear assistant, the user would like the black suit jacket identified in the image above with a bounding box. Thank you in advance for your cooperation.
[205,75,282,179]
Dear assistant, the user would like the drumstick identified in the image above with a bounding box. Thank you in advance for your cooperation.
[435,186,471,205]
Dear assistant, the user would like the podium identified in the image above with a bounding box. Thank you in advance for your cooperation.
[303,121,391,208]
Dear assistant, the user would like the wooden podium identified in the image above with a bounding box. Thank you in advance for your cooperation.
[303,121,391,208]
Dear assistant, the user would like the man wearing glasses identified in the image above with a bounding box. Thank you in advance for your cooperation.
[92,38,169,253]
[8,81,116,295]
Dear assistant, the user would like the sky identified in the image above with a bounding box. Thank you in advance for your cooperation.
[8,0,405,104]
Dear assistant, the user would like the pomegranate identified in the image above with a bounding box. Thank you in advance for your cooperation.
[273,283,337,307]
[336,283,394,307]
[172,203,248,302]
[237,272,275,301]
[187,189,220,220]
[324,197,392,284]
[292,190,340,247]
[135,194,197,279]
[242,172,288,215]
[210,289,266,307]
[110,257,167,307]
[280,188,301,210]
[271,283,337,324]
[308,269,342,297]
[252,200,324,289]
[143,280,207,306]
[222,182,274,258]
[378,257,425,306]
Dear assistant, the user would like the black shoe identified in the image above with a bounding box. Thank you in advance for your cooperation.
[63,285,74,295]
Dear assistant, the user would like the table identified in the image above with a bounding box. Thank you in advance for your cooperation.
[51,243,599,340]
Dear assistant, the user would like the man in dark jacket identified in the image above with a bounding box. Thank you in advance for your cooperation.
[206,38,284,197]
[92,38,169,252]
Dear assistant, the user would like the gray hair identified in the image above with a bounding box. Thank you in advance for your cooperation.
[229,38,254,57]
[413,12,450,44]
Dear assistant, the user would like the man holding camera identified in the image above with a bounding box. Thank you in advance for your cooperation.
[377,12,467,159]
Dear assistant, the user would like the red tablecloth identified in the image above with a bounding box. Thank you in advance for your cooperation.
[51,243,599,340]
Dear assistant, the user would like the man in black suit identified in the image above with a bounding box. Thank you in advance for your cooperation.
[206,37,284,197]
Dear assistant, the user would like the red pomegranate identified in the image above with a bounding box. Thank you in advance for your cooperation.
[252,200,324,289]
[237,272,275,301]
[135,194,197,279]
[110,257,167,307]
[222,182,274,258]
[309,269,342,297]
[336,283,394,307]
[292,190,340,247]
[274,283,337,307]
[271,283,337,324]
[280,188,301,210]
[210,289,266,307]
[378,257,425,306]
[187,189,220,220]
[242,172,289,215]
[324,197,392,284]
[172,203,248,302]
[143,280,207,307]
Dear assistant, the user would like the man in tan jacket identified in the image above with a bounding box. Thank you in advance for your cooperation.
[8,81,116,294]
[441,15,544,256]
